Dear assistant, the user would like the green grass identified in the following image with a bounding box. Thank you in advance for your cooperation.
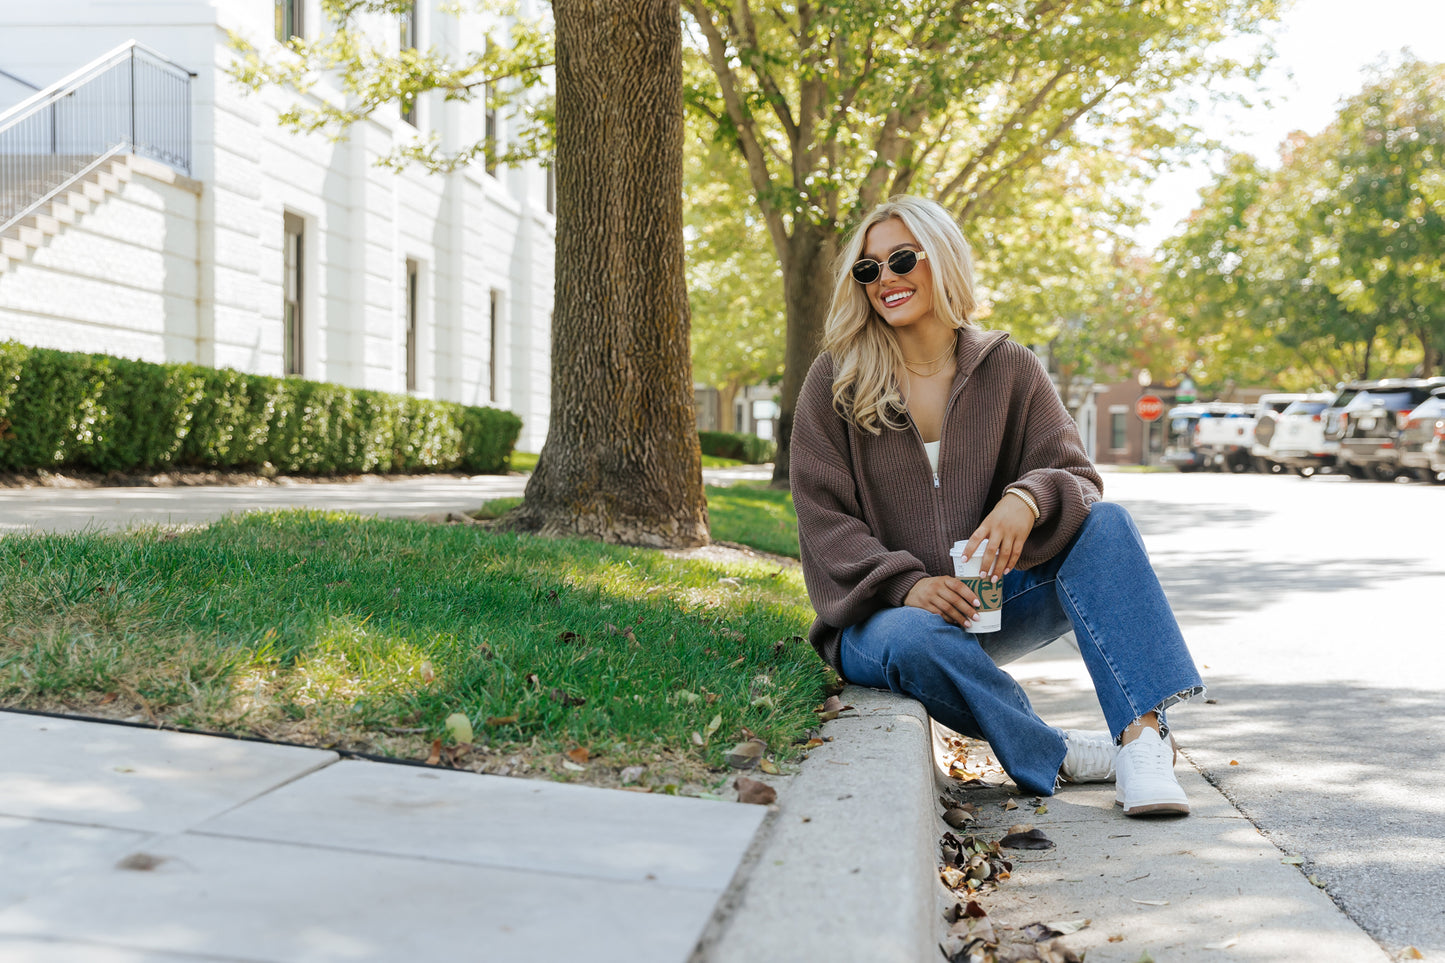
[706,482,800,558]
[0,510,827,792]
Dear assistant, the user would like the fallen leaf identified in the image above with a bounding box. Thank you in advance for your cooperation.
[1136,953,1156,963]
[113,766,135,774]
[525,673,540,687]
[1021,922,1063,941]
[1203,938,1239,950]
[1049,919,1090,935]
[561,760,585,772]
[1230,759,1240,766]
[444,713,474,745]
[943,807,975,829]
[759,758,781,775]
[1035,804,1049,814]
[705,714,723,739]
[676,690,701,705]
[620,765,645,785]
[1003,799,1019,811]
[1108,935,1125,943]
[725,738,766,769]
[97,692,119,705]
[485,714,518,726]
[1130,898,1169,906]
[940,866,968,889]
[819,695,854,713]
[1280,856,1304,865]
[805,738,825,748]
[750,694,776,710]
[1308,874,1326,888]
[1400,948,1425,960]
[735,776,776,805]
[425,739,442,765]
[691,731,705,746]
[1000,828,1055,850]
[566,746,589,765]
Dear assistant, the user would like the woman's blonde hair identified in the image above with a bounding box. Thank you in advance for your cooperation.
[823,195,978,434]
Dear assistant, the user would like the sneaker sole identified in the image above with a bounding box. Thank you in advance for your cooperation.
[1116,799,1190,816]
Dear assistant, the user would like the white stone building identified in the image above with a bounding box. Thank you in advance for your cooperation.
[0,0,554,453]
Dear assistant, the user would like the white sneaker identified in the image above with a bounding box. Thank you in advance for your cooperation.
[1059,730,1117,783]
[1114,727,1190,816]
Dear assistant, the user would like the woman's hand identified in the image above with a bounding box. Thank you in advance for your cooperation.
[904,575,981,627]
[961,493,1036,581]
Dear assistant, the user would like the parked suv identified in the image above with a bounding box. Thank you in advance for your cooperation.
[1250,393,1322,473]
[1266,394,1338,476]
[1398,386,1445,483]
[1162,404,1209,472]
[1326,378,1445,480]
[1192,403,1257,472]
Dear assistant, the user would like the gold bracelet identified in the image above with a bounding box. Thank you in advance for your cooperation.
[1005,487,1040,521]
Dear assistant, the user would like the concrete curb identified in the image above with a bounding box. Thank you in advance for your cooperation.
[696,686,940,962]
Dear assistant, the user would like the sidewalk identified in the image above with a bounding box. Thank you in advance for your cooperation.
[0,665,1393,962]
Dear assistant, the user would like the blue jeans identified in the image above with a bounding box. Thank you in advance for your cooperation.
[838,502,1204,796]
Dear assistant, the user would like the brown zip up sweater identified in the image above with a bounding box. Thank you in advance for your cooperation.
[790,327,1103,674]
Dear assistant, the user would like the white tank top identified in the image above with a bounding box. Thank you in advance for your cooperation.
[924,440,941,484]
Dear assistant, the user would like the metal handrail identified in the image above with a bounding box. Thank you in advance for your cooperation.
[0,68,40,91]
[0,41,194,235]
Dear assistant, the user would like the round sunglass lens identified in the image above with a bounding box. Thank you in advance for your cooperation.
[851,261,881,284]
[889,250,918,274]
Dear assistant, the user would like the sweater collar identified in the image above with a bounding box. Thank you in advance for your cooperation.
[953,326,1011,384]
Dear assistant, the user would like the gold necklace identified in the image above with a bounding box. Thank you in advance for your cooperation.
[901,332,957,376]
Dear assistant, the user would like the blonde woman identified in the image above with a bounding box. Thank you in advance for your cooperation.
[789,195,1204,814]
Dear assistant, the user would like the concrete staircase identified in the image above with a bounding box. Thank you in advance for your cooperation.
[0,153,197,276]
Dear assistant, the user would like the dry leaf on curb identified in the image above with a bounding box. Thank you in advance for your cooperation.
[759,758,781,775]
[1003,799,1019,811]
[1281,856,1304,865]
[1400,948,1425,960]
[561,760,585,772]
[735,776,776,805]
[425,739,442,765]
[1035,803,1049,814]
[1130,898,1169,906]
[725,739,766,769]
[943,807,975,829]
[566,746,590,765]
[1001,828,1055,850]
[1049,919,1090,936]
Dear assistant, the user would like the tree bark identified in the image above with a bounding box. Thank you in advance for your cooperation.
[505,0,708,547]
[770,224,837,488]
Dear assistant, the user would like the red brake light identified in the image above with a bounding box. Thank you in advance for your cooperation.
[1311,413,1321,422]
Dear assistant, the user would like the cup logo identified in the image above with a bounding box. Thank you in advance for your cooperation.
[960,578,1003,612]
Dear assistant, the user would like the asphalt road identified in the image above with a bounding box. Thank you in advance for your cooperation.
[1102,468,1445,958]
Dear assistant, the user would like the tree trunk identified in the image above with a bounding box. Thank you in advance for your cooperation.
[505,0,708,547]
[718,381,739,433]
[770,224,837,488]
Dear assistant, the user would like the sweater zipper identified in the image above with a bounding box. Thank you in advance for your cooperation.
[909,375,971,556]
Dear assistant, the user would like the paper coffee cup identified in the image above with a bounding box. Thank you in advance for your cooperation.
[949,538,1002,633]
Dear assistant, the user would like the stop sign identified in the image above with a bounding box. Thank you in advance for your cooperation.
[1136,395,1164,422]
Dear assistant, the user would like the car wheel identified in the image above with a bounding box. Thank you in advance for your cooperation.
[1343,464,1367,480]
[1370,464,1399,482]
[1296,466,1315,478]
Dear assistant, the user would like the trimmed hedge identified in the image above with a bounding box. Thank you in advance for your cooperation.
[698,429,776,464]
[0,341,521,475]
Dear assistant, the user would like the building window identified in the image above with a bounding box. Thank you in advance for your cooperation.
[1110,411,1128,451]
[484,85,498,176]
[399,2,418,126]
[275,0,303,44]
[405,258,419,392]
[283,212,304,376]
[488,290,500,403]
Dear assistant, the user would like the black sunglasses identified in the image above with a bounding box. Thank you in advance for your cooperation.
[851,248,928,285]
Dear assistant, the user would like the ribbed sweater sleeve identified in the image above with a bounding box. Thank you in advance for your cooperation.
[1006,352,1104,568]
[790,356,928,635]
